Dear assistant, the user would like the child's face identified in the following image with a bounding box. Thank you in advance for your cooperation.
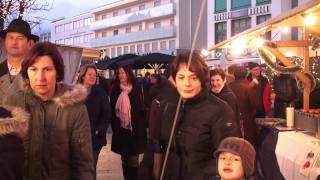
[218,152,244,180]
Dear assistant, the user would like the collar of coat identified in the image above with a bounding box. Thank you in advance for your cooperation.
[0,105,30,136]
[23,82,88,108]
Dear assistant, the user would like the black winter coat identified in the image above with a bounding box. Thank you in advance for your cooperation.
[110,84,147,155]
[84,85,111,150]
[211,85,242,135]
[159,89,241,179]
[273,74,297,119]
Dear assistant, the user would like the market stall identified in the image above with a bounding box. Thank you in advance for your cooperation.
[208,0,320,179]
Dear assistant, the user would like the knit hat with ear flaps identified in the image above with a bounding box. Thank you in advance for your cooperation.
[214,137,256,176]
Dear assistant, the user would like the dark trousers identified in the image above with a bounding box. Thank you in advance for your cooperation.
[93,148,102,180]
[121,155,139,180]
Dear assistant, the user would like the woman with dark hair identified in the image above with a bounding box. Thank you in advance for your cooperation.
[158,52,241,179]
[78,64,111,180]
[210,68,242,135]
[6,42,94,180]
[110,65,147,180]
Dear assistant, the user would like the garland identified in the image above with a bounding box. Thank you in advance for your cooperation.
[295,72,317,92]
[257,48,302,74]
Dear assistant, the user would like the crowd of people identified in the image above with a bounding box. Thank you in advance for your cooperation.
[0,18,319,180]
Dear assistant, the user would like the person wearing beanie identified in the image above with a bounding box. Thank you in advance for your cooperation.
[0,105,30,180]
[247,62,271,118]
[215,137,256,180]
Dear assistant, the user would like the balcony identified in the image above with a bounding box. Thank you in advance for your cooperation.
[90,3,175,31]
[91,26,176,48]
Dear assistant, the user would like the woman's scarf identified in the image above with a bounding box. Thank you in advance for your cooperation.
[115,83,133,130]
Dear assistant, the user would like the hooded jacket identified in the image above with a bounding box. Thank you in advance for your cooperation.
[5,83,94,180]
[0,105,29,180]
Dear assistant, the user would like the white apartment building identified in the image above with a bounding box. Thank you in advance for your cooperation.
[207,0,309,65]
[51,12,94,48]
[50,0,208,57]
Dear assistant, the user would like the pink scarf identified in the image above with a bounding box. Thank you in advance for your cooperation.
[115,83,133,130]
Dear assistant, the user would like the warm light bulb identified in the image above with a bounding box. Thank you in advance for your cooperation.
[231,37,247,48]
[201,49,209,57]
[231,48,243,56]
[281,26,290,33]
[251,38,265,47]
[304,15,316,26]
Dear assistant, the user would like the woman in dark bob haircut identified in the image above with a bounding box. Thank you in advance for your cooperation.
[158,51,240,179]
[6,42,94,180]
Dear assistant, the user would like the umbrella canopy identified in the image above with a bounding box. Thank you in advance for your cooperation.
[95,54,139,70]
[130,53,176,69]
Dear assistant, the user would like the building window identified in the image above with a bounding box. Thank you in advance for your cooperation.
[144,43,150,53]
[154,22,161,29]
[231,17,251,36]
[256,0,271,5]
[170,19,174,26]
[65,22,73,31]
[113,11,118,17]
[73,20,82,29]
[64,38,72,45]
[291,0,298,8]
[257,14,271,25]
[160,41,166,51]
[105,48,110,57]
[130,45,135,53]
[169,40,175,50]
[139,24,143,31]
[152,42,158,52]
[55,25,64,33]
[125,8,131,14]
[113,29,119,36]
[111,48,116,57]
[137,44,143,54]
[84,34,91,43]
[154,0,161,7]
[124,46,129,54]
[84,17,92,26]
[215,0,227,12]
[139,4,145,10]
[73,36,83,44]
[125,27,131,33]
[117,47,122,56]
[101,15,107,20]
[102,32,107,37]
[215,21,227,44]
[231,0,250,9]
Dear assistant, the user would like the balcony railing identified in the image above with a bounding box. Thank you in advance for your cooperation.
[91,26,176,48]
[91,3,175,31]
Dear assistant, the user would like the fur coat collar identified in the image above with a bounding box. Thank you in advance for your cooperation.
[0,105,30,136]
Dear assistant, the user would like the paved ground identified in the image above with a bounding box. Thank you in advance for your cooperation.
[97,133,123,180]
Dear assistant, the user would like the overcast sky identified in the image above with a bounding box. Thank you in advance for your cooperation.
[34,0,118,33]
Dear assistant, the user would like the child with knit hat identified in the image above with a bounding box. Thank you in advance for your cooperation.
[215,137,256,180]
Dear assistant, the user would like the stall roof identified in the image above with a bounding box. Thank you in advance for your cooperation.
[208,0,320,51]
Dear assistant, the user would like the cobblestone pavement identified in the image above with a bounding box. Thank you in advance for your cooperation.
[97,133,123,180]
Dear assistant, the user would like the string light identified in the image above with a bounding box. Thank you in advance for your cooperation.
[304,15,316,26]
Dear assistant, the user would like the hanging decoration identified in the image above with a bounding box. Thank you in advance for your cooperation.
[262,66,276,91]
[296,72,317,92]
[257,49,303,74]
[310,55,320,85]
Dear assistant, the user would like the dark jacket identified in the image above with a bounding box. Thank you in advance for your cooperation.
[85,85,111,150]
[110,84,147,155]
[229,79,258,146]
[273,74,297,119]
[6,83,94,180]
[0,106,29,180]
[211,85,242,135]
[247,74,271,117]
[0,60,8,77]
[159,89,241,179]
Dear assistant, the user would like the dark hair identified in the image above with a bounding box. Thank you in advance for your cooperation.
[114,65,136,88]
[227,65,238,74]
[233,66,248,79]
[171,51,209,87]
[77,64,98,84]
[21,42,64,82]
[210,68,226,80]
